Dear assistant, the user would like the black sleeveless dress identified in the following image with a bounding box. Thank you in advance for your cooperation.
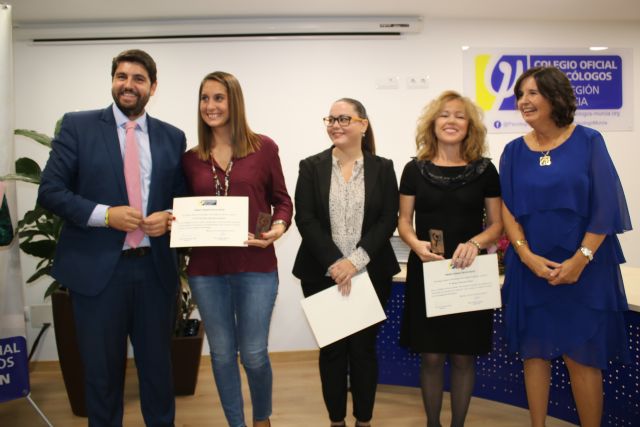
[399,158,501,354]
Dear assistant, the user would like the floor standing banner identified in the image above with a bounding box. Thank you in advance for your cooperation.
[0,4,31,404]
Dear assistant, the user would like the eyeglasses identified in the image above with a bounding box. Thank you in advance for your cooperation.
[323,115,366,127]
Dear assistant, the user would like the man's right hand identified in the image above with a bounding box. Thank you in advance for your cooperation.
[107,206,143,232]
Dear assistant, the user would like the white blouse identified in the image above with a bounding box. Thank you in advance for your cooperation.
[328,156,370,273]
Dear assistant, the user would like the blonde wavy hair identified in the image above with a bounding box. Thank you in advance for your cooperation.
[415,90,487,162]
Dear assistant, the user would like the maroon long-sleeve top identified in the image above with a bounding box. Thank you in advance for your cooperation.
[181,135,293,276]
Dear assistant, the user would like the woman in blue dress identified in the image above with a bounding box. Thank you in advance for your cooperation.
[500,66,632,427]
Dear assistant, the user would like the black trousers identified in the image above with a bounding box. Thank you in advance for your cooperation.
[72,254,176,427]
[302,276,390,422]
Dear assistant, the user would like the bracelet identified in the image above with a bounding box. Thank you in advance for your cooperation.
[467,239,481,254]
[105,208,110,227]
[515,239,528,248]
[271,219,288,230]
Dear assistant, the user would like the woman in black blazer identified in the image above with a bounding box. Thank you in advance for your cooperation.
[293,98,400,427]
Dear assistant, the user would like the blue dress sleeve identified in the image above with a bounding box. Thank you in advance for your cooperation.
[498,138,517,212]
[587,129,632,235]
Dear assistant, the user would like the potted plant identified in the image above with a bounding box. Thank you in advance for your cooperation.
[171,249,204,395]
[3,125,204,416]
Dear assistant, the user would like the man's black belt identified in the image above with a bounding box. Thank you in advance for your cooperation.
[121,247,151,257]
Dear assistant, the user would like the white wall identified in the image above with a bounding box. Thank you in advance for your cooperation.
[14,18,640,360]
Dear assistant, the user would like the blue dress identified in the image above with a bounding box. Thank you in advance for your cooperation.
[499,125,632,369]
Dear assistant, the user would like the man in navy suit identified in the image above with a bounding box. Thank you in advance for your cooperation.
[38,49,185,427]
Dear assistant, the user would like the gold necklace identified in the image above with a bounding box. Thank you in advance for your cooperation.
[538,149,552,166]
[533,128,570,167]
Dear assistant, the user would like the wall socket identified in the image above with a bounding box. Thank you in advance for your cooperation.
[407,75,429,89]
[30,304,54,328]
[376,76,400,89]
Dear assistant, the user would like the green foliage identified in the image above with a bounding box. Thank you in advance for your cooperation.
[17,204,62,298]
[0,158,42,184]
[1,128,63,299]
[14,129,53,149]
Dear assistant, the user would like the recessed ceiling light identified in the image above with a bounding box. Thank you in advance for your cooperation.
[589,46,608,51]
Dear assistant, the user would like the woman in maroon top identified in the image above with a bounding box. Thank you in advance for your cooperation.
[182,71,292,427]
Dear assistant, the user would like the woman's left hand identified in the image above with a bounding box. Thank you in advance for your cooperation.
[245,223,287,248]
[547,253,588,286]
[336,278,352,296]
[451,241,480,269]
[329,258,357,290]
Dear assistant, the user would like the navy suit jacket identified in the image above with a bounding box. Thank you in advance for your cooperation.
[292,148,400,292]
[38,106,186,296]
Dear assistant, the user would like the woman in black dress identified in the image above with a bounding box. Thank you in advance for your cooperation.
[398,90,503,427]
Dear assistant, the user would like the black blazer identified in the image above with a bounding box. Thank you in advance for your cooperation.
[292,147,400,292]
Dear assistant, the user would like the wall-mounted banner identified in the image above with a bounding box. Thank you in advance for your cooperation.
[463,48,633,133]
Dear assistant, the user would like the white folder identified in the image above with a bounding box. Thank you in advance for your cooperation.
[301,273,387,348]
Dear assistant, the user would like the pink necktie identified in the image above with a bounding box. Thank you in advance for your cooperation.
[124,121,144,248]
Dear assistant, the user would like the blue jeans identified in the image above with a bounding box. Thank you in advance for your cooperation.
[189,272,278,427]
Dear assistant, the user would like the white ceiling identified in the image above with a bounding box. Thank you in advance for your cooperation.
[8,0,640,24]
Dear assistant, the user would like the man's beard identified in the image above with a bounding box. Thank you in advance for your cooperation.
[112,88,149,118]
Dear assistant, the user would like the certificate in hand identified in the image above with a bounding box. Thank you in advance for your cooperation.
[170,196,248,248]
[423,253,501,318]
[301,273,387,348]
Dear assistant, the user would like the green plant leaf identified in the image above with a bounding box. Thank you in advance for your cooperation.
[44,281,61,300]
[53,218,62,239]
[18,206,53,233]
[35,219,58,238]
[14,129,52,148]
[19,239,57,258]
[0,156,43,183]
[15,229,43,239]
[54,118,63,137]
[36,257,51,269]
[26,265,52,284]
[0,173,40,184]
[15,157,42,181]
[19,207,47,226]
